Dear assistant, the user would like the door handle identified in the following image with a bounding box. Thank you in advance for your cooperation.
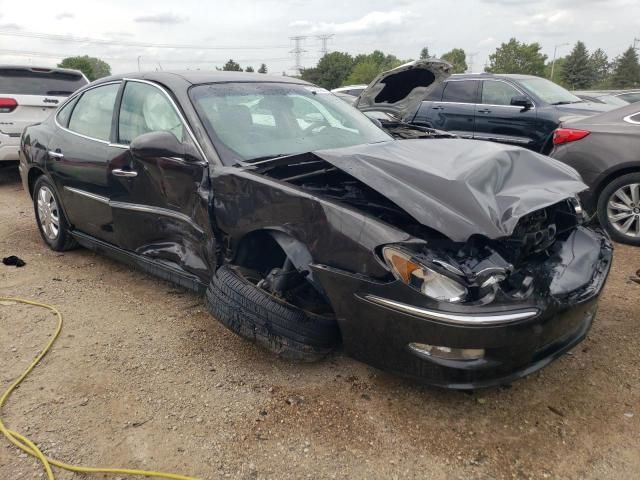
[432,105,444,110]
[477,109,491,114]
[48,150,64,160]
[112,168,138,178]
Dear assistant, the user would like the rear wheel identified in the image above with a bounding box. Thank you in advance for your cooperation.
[206,264,340,362]
[33,176,77,251]
[597,172,640,245]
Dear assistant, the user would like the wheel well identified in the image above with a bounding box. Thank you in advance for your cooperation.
[27,167,45,198]
[594,166,640,204]
[232,230,287,274]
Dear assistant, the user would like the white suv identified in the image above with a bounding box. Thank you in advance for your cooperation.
[0,66,88,161]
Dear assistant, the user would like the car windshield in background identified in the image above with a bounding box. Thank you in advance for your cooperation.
[0,68,87,96]
[618,92,640,104]
[518,77,583,105]
[190,82,391,164]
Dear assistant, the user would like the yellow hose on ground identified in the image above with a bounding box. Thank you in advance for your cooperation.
[0,296,201,480]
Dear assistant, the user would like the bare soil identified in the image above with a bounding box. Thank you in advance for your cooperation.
[1,165,639,480]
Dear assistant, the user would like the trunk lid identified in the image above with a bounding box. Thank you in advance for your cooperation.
[354,59,451,120]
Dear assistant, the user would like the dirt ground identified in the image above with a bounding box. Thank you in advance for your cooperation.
[0,164,638,480]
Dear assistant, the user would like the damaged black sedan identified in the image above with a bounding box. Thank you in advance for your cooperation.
[19,68,612,389]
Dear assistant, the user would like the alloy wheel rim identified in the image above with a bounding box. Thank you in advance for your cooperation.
[607,182,640,238]
[37,186,60,241]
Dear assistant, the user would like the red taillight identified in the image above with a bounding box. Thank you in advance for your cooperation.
[0,97,18,113]
[553,128,590,145]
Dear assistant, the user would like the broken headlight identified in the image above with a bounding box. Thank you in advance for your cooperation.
[382,246,467,303]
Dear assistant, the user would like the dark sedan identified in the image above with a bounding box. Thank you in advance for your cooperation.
[19,70,612,388]
[550,103,640,245]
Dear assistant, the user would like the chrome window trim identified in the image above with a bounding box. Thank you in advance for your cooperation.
[121,78,208,161]
[54,81,122,145]
[433,78,537,109]
[63,186,204,234]
[623,112,640,125]
[360,294,539,326]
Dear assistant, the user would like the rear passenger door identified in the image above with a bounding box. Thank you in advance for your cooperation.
[48,82,125,244]
[413,80,479,138]
[474,80,538,148]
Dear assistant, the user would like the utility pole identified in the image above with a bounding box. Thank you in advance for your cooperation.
[466,52,478,73]
[289,36,307,76]
[316,34,334,57]
[550,42,569,81]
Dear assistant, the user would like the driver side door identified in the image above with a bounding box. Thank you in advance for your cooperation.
[109,80,214,283]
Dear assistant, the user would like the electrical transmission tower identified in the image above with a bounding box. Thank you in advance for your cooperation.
[634,38,640,51]
[466,52,478,73]
[289,36,307,75]
[317,34,334,57]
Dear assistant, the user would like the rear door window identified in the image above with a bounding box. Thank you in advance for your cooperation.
[67,83,120,141]
[442,81,478,103]
[0,68,87,96]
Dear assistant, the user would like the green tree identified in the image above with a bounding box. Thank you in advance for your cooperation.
[58,55,111,81]
[258,63,268,74]
[560,41,593,89]
[345,50,404,85]
[545,57,568,87]
[419,47,431,59]
[610,47,640,88]
[589,48,610,88]
[441,48,467,73]
[222,59,242,71]
[345,60,380,84]
[486,38,547,76]
[302,52,354,89]
[245,66,255,72]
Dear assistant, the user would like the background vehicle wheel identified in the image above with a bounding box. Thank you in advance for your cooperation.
[32,176,78,251]
[597,172,640,246]
[206,264,340,362]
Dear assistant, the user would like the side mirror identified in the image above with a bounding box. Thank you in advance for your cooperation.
[130,131,198,160]
[511,95,533,111]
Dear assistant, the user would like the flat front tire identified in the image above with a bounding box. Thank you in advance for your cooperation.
[206,265,340,362]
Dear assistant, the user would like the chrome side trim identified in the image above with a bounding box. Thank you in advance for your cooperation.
[63,187,204,234]
[110,201,204,234]
[623,112,640,125]
[360,294,539,326]
[64,186,109,204]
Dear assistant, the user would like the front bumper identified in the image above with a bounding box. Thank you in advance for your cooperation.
[313,226,613,389]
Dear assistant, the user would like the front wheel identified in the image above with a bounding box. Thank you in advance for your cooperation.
[597,172,640,245]
[206,265,340,362]
[32,176,78,251]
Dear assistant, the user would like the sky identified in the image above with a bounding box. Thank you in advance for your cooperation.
[0,0,638,76]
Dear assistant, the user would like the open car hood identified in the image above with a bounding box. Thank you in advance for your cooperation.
[314,139,587,242]
[354,59,451,119]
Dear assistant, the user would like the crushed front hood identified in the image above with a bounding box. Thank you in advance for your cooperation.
[314,139,587,242]
[354,59,451,119]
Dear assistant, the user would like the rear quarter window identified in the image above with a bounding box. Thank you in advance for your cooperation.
[624,112,640,124]
[0,68,87,96]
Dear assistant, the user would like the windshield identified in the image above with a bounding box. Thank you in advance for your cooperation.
[518,77,582,105]
[0,68,87,96]
[190,82,391,164]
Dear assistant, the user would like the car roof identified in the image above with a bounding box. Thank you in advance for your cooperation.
[0,64,85,76]
[450,73,540,81]
[93,70,312,89]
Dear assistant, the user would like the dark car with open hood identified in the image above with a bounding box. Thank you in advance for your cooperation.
[19,69,612,389]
